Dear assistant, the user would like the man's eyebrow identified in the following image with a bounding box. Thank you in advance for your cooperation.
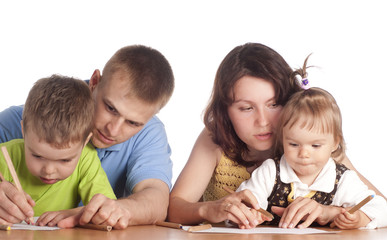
[103,98,145,127]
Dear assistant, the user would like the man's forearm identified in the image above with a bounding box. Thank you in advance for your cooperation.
[123,179,169,225]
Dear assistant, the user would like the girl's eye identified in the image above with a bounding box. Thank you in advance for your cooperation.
[312,144,321,148]
[32,154,41,159]
[289,143,298,147]
[61,159,72,163]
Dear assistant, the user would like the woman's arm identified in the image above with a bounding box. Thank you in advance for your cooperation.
[341,155,386,199]
[168,128,220,224]
[168,129,260,228]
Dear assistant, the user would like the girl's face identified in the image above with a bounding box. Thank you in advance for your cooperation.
[227,76,282,154]
[282,120,338,185]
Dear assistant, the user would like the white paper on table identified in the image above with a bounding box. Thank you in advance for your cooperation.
[181,226,339,234]
[10,217,60,231]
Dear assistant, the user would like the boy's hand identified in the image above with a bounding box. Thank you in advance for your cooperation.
[36,207,83,227]
[271,197,341,229]
[332,208,371,229]
[0,180,35,225]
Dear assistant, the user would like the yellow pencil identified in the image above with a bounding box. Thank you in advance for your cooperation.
[0,225,11,231]
[1,146,34,224]
[223,186,274,220]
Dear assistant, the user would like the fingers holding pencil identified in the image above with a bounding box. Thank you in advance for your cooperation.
[0,146,35,224]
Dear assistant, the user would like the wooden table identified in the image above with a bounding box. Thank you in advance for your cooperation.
[1,225,387,240]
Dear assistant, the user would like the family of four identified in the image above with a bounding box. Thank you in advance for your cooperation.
[0,43,386,230]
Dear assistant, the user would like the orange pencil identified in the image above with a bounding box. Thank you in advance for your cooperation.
[223,186,274,220]
[1,146,34,224]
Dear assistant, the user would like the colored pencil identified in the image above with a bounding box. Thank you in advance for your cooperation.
[187,224,212,232]
[223,185,274,220]
[0,225,11,231]
[155,221,182,229]
[77,223,112,232]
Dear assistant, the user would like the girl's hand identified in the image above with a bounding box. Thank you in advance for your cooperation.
[271,197,339,229]
[201,189,269,229]
[332,208,371,229]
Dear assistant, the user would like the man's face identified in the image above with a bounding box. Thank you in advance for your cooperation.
[89,70,159,149]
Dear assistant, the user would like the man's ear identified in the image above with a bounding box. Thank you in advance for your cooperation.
[89,69,101,92]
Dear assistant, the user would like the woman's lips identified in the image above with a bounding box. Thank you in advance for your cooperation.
[254,132,272,141]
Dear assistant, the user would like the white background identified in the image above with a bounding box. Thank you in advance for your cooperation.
[1,1,386,195]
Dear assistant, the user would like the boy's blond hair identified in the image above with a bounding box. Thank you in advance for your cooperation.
[23,75,94,148]
[100,45,174,109]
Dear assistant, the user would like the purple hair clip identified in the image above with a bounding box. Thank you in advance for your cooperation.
[301,78,310,90]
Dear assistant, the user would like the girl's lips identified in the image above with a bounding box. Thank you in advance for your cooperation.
[40,177,58,184]
[254,132,272,141]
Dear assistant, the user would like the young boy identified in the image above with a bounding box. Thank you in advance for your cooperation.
[0,75,116,225]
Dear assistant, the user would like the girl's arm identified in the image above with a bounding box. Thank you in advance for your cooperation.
[168,129,259,228]
[340,155,386,199]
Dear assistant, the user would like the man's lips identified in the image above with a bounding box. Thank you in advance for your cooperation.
[97,130,114,144]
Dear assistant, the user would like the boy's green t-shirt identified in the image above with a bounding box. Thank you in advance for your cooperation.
[0,139,116,216]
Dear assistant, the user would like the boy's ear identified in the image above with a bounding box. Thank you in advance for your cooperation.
[89,69,101,92]
[84,132,93,147]
[20,120,24,137]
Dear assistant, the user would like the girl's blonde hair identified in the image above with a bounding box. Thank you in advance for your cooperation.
[275,56,346,161]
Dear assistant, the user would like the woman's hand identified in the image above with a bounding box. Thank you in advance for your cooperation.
[271,197,341,229]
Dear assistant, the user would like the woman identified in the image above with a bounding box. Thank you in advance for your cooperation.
[168,43,383,229]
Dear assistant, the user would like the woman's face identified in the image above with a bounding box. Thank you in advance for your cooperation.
[227,76,282,152]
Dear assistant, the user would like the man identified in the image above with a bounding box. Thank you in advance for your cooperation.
[0,45,174,229]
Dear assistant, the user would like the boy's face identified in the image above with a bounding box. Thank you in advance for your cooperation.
[24,129,86,184]
[89,69,159,149]
[282,120,338,185]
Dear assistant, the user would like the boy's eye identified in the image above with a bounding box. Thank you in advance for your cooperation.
[61,159,72,163]
[32,154,42,159]
[312,144,321,148]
